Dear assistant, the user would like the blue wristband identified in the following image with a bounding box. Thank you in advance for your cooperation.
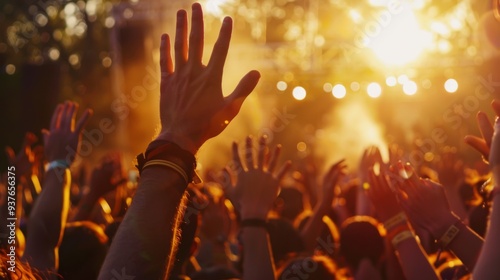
[47,160,70,171]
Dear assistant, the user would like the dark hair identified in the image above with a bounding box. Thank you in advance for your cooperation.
[0,250,43,280]
[267,218,305,266]
[340,216,384,270]
[58,221,109,280]
[278,255,336,280]
[276,187,305,222]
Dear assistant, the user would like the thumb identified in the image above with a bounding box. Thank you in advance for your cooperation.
[224,70,260,119]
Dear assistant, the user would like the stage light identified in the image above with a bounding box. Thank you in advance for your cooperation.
[367,82,382,98]
[403,80,417,95]
[277,81,287,91]
[292,86,307,100]
[332,84,347,99]
[386,76,397,87]
[368,9,432,66]
[444,78,458,93]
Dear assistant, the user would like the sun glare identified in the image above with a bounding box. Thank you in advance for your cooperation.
[368,8,432,66]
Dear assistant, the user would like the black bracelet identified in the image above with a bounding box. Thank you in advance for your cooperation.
[136,141,196,179]
[240,219,269,231]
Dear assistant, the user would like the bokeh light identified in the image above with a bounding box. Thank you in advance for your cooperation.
[292,86,307,100]
[367,82,382,98]
[332,84,347,99]
[444,78,458,93]
[5,64,16,75]
[386,76,397,87]
[403,80,418,95]
[277,81,287,91]
[323,83,333,93]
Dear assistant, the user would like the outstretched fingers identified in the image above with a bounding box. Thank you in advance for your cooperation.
[188,3,204,64]
[160,34,173,75]
[174,9,188,71]
[267,144,282,173]
[207,16,232,77]
[257,135,268,169]
[75,109,93,134]
[224,70,261,119]
[232,142,244,173]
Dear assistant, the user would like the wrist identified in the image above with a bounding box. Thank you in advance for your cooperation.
[155,132,199,155]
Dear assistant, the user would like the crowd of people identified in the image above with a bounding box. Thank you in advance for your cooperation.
[2,3,500,279]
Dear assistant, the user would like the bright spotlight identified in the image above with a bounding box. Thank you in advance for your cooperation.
[367,82,382,98]
[368,9,432,66]
[332,84,347,99]
[403,80,418,95]
[292,86,307,100]
[444,78,458,93]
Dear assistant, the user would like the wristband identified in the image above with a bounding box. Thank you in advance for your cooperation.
[240,219,269,231]
[438,224,460,248]
[383,212,407,231]
[142,160,189,184]
[136,140,199,183]
[391,230,414,248]
[386,223,410,242]
[47,160,70,171]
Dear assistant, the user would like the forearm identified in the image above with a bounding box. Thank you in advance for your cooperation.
[431,213,483,271]
[444,188,468,221]
[394,237,439,280]
[300,204,329,252]
[23,168,70,272]
[384,237,406,280]
[473,194,500,279]
[98,166,187,280]
[70,192,99,222]
[241,227,275,280]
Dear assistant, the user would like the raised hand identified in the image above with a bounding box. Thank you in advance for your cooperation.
[42,101,92,165]
[5,132,39,178]
[359,146,384,183]
[89,152,126,198]
[464,99,500,161]
[366,167,402,222]
[226,136,290,220]
[319,159,347,209]
[394,163,455,239]
[155,3,260,154]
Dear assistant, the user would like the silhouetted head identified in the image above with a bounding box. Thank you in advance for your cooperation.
[58,221,109,280]
[340,216,384,271]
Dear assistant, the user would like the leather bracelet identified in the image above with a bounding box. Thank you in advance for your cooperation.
[136,141,197,182]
